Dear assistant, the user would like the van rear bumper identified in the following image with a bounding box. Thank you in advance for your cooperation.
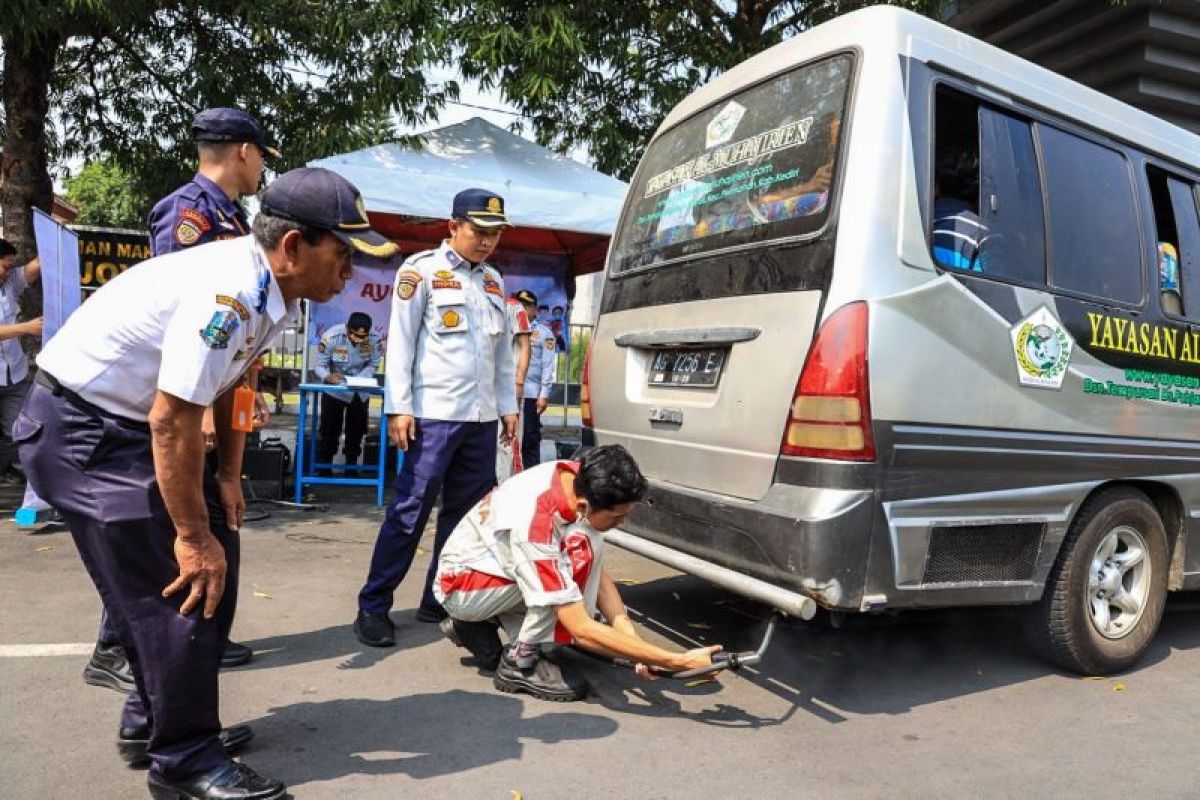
[618,478,877,611]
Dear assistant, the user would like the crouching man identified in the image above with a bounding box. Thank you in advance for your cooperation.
[434,444,723,701]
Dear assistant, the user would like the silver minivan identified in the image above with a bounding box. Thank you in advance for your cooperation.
[585,6,1200,673]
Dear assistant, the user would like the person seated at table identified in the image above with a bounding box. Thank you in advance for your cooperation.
[313,311,382,476]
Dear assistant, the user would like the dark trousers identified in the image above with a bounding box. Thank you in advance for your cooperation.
[359,419,497,614]
[521,397,543,468]
[317,392,369,466]
[0,374,30,472]
[16,381,238,782]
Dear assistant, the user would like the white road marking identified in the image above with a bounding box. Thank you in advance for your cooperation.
[0,643,93,657]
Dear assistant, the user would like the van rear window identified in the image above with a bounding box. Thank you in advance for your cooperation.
[610,54,854,274]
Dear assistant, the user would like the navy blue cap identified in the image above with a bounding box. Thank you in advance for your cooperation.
[259,167,397,258]
[452,188,512,228]
[192,108,281,158]
[514,289,537,306]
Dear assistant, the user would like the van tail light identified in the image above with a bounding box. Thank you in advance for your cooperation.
[780,302,875,461]
[581,341,594,428]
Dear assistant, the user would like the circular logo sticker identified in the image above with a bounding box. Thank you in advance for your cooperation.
[174,221,202,246]
[442,310,461,328]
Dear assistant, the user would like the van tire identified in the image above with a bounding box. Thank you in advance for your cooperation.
[1024,486,1167,675]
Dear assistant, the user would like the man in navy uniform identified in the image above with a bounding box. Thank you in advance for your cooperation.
[86,108,278,691]
[18,167,391,799]
[515,290,556,468]
[354,188,519,646]
[313,311,382,474]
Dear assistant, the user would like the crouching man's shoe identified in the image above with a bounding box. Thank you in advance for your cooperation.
[493,642,588,702]
[147,761,285,800]
[353,610,395,647]
[83,643,135,694]
[439,617,503,670]
[118,724,254,768]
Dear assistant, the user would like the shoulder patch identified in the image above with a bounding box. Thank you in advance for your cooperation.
[215,294,250,321]
[317,342,326,353]
[396,269,422,301]
[174,207,213,247]
[199,309,240,349]
[544,337,556,352]
[483,277,503,298]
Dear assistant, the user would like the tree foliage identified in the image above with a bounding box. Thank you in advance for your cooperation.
[62,158,149,229]
[0,0,455,257]
[457,0,941,179]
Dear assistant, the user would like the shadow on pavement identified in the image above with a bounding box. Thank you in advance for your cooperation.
[610,574,1200,723]
[245,690,617,784]
[236,616,442,672]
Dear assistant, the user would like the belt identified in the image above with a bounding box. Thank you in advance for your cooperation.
[35,370,149,430]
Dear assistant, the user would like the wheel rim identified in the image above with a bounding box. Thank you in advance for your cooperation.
[1086,524,1151,640]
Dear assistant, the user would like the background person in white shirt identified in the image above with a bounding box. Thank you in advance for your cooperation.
[16,167,391,800]
[0,239,41,484]
[354,188,520,647]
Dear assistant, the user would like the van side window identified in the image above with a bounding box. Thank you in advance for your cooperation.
[1038,126,1142,304]
[931,86,1045,285]
[1161,172,1200,319]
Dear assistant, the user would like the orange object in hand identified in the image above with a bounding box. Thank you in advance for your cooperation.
[231,385,256,433]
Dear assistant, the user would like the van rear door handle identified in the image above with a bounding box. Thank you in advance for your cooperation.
[614,327,761,348]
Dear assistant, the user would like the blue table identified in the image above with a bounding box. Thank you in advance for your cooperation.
[294,383,399,506]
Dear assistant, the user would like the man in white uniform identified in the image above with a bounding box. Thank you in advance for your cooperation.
[0,239,40,484]
[434,444,724,701]
[17,167,393,800]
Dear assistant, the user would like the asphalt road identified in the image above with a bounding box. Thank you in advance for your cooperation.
[4,496,1200,799]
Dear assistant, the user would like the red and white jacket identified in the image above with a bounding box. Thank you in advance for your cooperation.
[437,461,603,614]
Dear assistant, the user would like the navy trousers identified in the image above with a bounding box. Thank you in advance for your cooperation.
[521,397,543,469]
[16,381,238,782]
[359,419,497,615]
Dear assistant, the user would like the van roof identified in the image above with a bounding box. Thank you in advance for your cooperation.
[655,6,1200,170]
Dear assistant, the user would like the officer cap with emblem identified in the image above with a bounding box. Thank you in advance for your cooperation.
[192,108,282,158]
[452,188,512,229]
[259,167,398,258]
[514,289,537,306]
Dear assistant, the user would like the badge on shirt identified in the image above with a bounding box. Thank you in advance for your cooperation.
[432,278,463,290]
[317,341,326,353]
[544,337,556,352]
[215,294,250,321]
[200,309,239,349]
[332,347,349,362]
[435,270,455,280]
[483,278,503,298]
[396,270,421,301]
[442,310,461,328]
[174,208,212,247]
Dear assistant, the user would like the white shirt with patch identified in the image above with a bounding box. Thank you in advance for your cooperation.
[37,237,297,420]
[382,241,517,421]
[438,461,604,613]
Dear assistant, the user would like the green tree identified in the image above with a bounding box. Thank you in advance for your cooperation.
[1,1,454,260]
[458,1,940,179]
[62,158,150,228]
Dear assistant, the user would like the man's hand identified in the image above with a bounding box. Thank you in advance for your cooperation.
[23,317,43,338]
[200,407,217,452]
[252,392,271,429]
[677,644,724,672]
[324,372,346,385]
[500,413,518,445]
[388,414,417,450]
[162,532,227,618]
[216,474,244,532]
[535,397,549,415]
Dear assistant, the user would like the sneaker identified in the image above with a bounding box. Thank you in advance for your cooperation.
[439,617,503,670]
[353,610,395,647]
[83,643,135,694]
[493,644,588,702]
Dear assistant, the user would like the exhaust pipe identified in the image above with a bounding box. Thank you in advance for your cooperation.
[604,528,817,621]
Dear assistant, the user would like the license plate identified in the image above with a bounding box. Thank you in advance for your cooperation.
[648,347,727,388]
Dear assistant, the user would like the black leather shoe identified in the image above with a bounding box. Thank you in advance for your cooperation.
[118,725,254,768]
[440,617,502,670]
[415,603,448,623]
[353,610,395,647]
[83,643,135,694]
[220,641,253,669]
[147,761,285,800]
